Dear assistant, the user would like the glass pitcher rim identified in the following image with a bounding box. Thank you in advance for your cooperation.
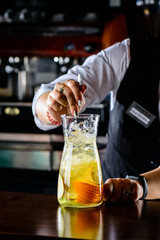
[61,113,100,119]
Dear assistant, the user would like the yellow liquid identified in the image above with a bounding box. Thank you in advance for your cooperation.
[57,131,103,208]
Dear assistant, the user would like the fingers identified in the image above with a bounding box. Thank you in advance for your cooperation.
[104,178,142,203]
[104,178,127,202]
[121,179,134,202]
[103,179,114,202]
[66,80,84,106]
[47,83,69,110]
[46,79,87,117]
[53,82,78,115]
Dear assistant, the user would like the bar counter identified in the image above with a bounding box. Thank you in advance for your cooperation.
[1,191,160,240]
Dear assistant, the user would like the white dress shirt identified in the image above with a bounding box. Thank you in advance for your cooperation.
[32,38,160,131]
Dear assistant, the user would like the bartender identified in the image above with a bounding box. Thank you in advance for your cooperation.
[32,0,160,202]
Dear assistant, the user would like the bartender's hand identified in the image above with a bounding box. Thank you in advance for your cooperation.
[36,79,87,125]
[103,178,144,202]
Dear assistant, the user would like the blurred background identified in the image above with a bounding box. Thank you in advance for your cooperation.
[0,0,128,194]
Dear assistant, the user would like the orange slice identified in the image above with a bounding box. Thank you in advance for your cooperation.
[73,181,103,204]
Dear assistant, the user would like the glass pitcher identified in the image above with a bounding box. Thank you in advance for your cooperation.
[57,114,104,208]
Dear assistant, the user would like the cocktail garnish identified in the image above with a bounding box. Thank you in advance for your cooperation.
[73,181,103,204]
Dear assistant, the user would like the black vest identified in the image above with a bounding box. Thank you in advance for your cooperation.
[102,39,160,181]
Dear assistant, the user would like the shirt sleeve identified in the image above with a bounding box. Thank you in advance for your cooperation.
[32,38,130,131]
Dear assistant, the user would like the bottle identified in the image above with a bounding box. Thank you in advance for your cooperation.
[57,114,103,208]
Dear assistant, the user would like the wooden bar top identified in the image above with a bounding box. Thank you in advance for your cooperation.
[1,191,160,240]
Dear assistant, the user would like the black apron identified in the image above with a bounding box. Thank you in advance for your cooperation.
[102,38,160,181]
